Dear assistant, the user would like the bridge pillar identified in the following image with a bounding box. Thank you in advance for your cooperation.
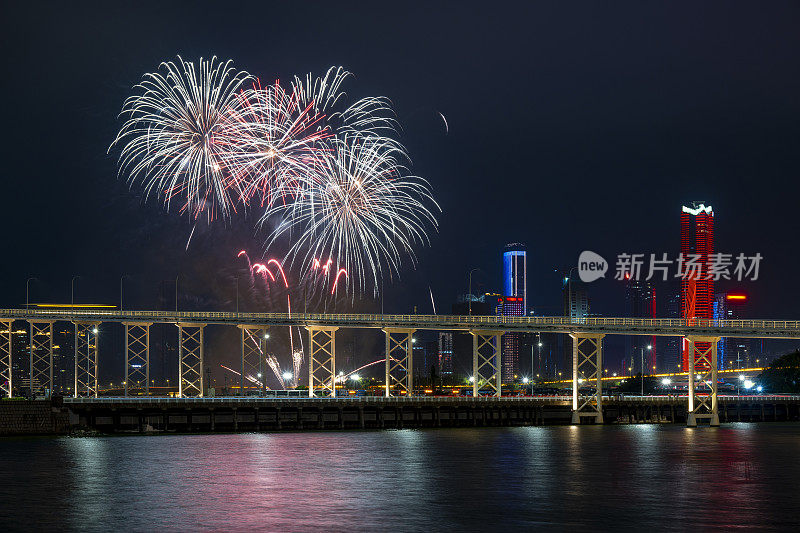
[74,322,101,398]
[685,335,721,427]
[306,326,337,398]
[470,330,504,397]
[29,320,54,398]
[123,322,151,397]
[177,323,205,398]
[383,328,416,397]
[570,333,605,424]
[0,319,13,398]
[239,325,268,396]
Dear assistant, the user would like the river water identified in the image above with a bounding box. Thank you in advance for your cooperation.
[1,424,799,531]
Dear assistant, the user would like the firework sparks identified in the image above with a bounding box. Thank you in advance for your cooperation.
[225,79,331,209]
[262,135,439,295]
[110,56,252,221]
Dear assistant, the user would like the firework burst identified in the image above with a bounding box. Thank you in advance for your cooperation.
[262,135,439,295]
[110,56,251,220]
[225,79,332,209]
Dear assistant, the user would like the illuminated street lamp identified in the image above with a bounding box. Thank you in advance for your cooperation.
[640,344,652,396]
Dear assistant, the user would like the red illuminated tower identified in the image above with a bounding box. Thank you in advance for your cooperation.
[681,202,714,371]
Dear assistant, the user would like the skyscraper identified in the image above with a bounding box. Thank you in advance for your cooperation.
[563,275,590,320]
[625,276,657,372]
[681,202,714,371]
[502,243,527,381]
[438,332,453,375]
[714,292,750,369]
[503,243,527,311]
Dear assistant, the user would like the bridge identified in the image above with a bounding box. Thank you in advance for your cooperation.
[2,307,799,427]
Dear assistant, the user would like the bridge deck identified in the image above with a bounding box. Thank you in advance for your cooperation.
[3,309,800,338]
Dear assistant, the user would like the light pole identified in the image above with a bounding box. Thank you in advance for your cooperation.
[120,274,130,311]
[537,333,543,378]
[71,275,80,312]
[261,333,269,396]
[468,268,480,316]
[640,344,652,396]
[26,277,37,309]
[235,276,239,314]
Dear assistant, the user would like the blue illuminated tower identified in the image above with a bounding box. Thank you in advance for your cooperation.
[503,243,527,312]
[502,243,527,381]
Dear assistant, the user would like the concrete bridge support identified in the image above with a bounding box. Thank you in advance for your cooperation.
[239,325,268,396]
[74,322,100,398]
[306,326,337,398]
[571,333,605,424]
[123,323,151,397]
[686,335,721,427]
[383,328,416,397]
[29,320,53,398]
[177,323,205,398]
[471,330,504,397]
[0,319,12,398]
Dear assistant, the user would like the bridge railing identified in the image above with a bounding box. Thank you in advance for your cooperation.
[61,394,798,404]
[2,308,800,332]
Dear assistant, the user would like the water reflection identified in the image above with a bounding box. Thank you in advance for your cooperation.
[0,425,798,530]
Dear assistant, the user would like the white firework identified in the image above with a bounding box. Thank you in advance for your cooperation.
[110,56,252,220]
[262,135,439,295]
[292,66,400,144]
[224,79,331,209]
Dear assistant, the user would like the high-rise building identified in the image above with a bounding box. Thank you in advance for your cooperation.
[681,202,715,371]
[714,292,750,369]
[563,275,590,320]
[503,244,527,311]
[625,276,657,372]
[438,332,453,375]
[501,243,527,381]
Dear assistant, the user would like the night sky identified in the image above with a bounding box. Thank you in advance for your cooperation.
[2,2,800,378]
